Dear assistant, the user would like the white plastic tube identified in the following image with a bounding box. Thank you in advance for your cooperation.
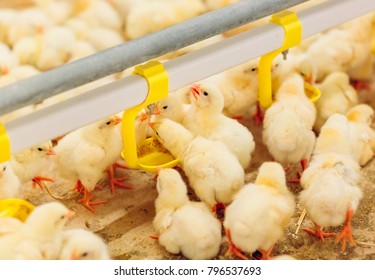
[4,0,375,154]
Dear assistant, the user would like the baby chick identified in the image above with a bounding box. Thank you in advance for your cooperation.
[0,162,21,199]
[11,141,56,193]
[54,116,127,213]
[59,228,110,260]
[152,118,244,210]
[314,71,358,133]
[224,162,295,260]
[183,82,255,169]
[153,94,188,124]
[0,43,19,76]
[346,104,375,166]
[263,73,316,174]
[153,168,222,260]
[0,201,74,259]
[299,114,362,251]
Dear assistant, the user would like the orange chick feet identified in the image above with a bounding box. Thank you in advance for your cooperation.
[225,228,248,260]
[32,176,55,190]
[107,163,133,195]
[74,180,109,214]
[336,208,356,251]
[303,223,335,241]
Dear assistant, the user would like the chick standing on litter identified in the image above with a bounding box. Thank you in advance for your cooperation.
[223,162,295,260]
[314,71,358,133]
[153,168,222,260]
[263,73,316,174]
[0,162,21,199]
[346,104,375,166]
[183,82,255,169]
[299,114,362,251]
[152,118,244,211]
[54,115,129,214]
[0,201,74,259]
[58,228,110,260]
[10,141,56,193]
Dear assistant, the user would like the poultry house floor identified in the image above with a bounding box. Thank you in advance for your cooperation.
[18,84,375,261]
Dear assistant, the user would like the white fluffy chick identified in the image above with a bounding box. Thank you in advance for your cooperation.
[0,162,21,199]
[125,0,205,39]
[11,141,56,192]
[183,82,255,169]
[154,94,188,124]
[54,116,124,213]
[299,113,362,251]
[65,40,96,63]
[59,228,110,260]
[279,52,317,85]
[0,8,16,45]
[0,201,74,260]
[346,104,375,166]
[64,18,90,40]
[32,0,74,24]
[8,65,40,81]
[306,13,373,82]
[224,162,295,260]
[0,43,19,76]
[153,168,222,260]
[36,26,77,71]
[314,71,358,133]
[263,73,316,172]
[77,0,123,32]
[152,118,244,210]
[7,8,53,46]
[85,27,124,51]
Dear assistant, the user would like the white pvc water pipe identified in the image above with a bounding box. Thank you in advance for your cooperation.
[3,0,375,154]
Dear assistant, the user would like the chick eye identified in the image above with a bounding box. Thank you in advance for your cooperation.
[156,132,159,136]
[275,63,279,68]
[37,148,43,151]
[251,68,257,72]
[2,166,6,171]
[106,121,111,125]
[81,252,88,257]
[300,72,305,77]
[60,215,65,220]
[203,92,208,96]
[163,105,168,110]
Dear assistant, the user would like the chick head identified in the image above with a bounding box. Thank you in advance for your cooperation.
[0,163,7,179]
[298,55,317,84]
[31,140,56,157]
[154,95,183,122]
[190,82,224,112]
[346,104,374,125]
[60,229,109,260]
[25,202,74,234]
[254,162,286,190]
[98,115,122,129]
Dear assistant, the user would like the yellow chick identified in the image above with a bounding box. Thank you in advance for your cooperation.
[85,27,124,51]
[0,202,74,259]
[346,104,375,166]
[0,8,16,45]
[263,73,316,173]
[152,118,244,210]
[224,162,295,260]
[0,162,21,199]
[153,168,222,260]
[54,116,126,213]
[0,43,19,76]
[314,71,358,133]
[299,113,362,251]
[183,82,255,169]
[59,228,110,260]
[154,94,188,124]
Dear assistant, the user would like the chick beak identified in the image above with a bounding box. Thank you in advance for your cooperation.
[46,148,56,156]
[1,67,9,75]
[305,75,313,85]
[112,116,122,126]
[190,84,200,99]
[149,122,156,129]
[153,106,161,116]
[70,250,79,260]
[0,170,3,179]
[36,25,44,34]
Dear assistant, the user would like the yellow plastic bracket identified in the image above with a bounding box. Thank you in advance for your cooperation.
[0,199,35,222]
[0,123,11,164]
[258,11,302,109]
[121,61,179,173]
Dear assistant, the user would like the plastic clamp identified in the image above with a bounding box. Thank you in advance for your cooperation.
[121,61,179,173]
[0,123,11,163]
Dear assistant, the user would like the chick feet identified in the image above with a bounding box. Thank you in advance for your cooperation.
[32,176,55,190]
[303,223,335,241]
[225,228,248,260]
[336,208,355,251]
[107,163,133,195]
[74,181,108,214]
[259,245,275,260]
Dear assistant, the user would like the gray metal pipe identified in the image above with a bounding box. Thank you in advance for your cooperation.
[0,0,309,115]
